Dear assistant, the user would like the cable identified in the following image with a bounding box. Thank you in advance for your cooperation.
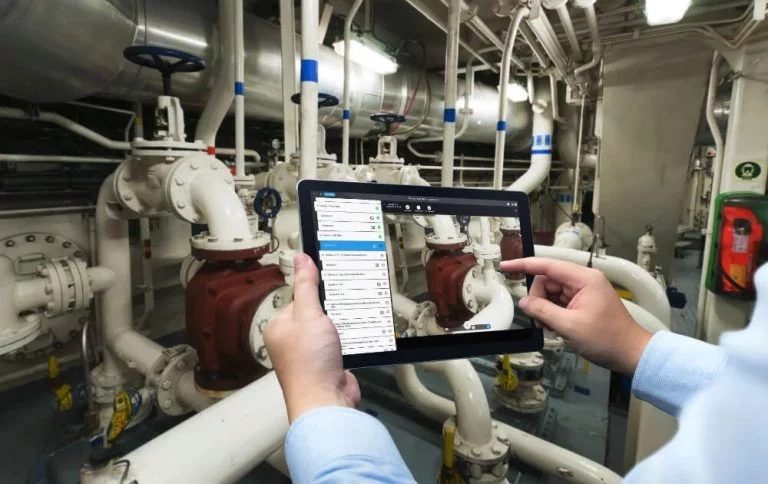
[390,40,428,135]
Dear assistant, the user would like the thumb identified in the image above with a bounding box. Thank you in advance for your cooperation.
[519,296,572,333]
[292,253,325,321]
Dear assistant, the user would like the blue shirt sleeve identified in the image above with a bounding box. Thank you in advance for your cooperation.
[284,406,417,484]
[631,331,728,416]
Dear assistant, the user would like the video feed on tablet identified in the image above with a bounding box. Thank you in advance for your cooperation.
[307,187,533,358]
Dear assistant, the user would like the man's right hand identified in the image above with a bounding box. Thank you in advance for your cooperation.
[500,258,653,375]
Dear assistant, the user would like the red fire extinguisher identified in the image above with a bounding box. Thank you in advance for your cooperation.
[718,206,763,295]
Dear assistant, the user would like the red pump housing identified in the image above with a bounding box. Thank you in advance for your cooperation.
[425,246,477,329]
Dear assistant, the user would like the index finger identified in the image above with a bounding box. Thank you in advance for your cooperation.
[500,257,590,290]
[292,253,326,321]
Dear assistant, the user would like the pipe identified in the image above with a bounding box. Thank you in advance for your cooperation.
[189,176,252,242]
[465,281,515,331]
[194,0,235,148]
[535,245,671,324]
[0,206,96,218]
[96,177,164,376]
[403,0,499,73]
[138,218,155,328]
[176,370,216,412]
[279,0,299,155]
[507,83,553,195]
[0,154,123,164]
[571,95,586,215]
[342,0,365,167]
[0,107,130,151]
[120,372,288,484]
[234,0,246,177]
[549,74,560,122]
[214,147,261,162]
[697,53,726,338]
[525,11,573,90]
[622,300,669,334]
[392,293,421,323]
[493,7,530,191]
[299,0,320,180]
[574,2,602,76]
[556,3,582,59]
[441,0,462,188]
[394,362,620,484]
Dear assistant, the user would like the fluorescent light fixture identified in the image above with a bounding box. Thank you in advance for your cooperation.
[498,82,529,103]
[645,0,692,26]
[333,38,398,75]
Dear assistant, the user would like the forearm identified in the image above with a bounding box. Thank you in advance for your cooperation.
[285,406,416,484]
[632,331,728,416]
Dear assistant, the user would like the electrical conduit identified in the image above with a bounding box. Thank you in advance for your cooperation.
[342,0,364,166]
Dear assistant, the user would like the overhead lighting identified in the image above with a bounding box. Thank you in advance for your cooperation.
[645,0,692,26]
[499,82,529,103]
[333,38,398,75]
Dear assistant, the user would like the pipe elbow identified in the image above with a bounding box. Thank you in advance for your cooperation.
[190,175,251,242]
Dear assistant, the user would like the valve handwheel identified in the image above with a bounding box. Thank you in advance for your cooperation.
[123,46,206,96]
[370,113,407,135]
[290,92,340,108]
[253,187,283,220]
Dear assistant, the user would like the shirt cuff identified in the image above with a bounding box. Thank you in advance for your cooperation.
[285,406,414,484]
[632,331,728,416]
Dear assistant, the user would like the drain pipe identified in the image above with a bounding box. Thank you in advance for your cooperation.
[194,0,235,150]
[493,7,530,190]
[441,0,461,188]
[300,0,320,179]
[574,0,602,76]
[234,0,246,177]
[342,0,364,167]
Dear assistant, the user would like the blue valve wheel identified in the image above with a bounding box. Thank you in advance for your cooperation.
[123,45,206,95]
[369,113,407,125]
[290,92,340,108]
[253,187,282,220]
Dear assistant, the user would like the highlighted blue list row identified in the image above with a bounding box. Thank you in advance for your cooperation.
[320,241,386,251]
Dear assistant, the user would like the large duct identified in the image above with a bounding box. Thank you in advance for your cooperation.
[0,0,532,147]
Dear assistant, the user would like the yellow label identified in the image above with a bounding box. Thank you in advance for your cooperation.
[106,391,132,445]
[55,384,73,411]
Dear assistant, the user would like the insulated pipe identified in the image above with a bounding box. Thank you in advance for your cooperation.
[441,0,461,188]
[279,0,299,155]
[697,52,726,337]
[507,83,553,195]
[120,372,289,484]
[421,359,492,446]
[299,0,320,180]
[493,7,530,191]
[574,2,603,76]
[556,3,582,59]
[525,12,572,88]
[535,245,671,324]
[194,0,235,148]
[572,95,586,215]
[234,0,246,177]
[189,176,252,242]
[96,178,164,376]
[0,107,130,151]
[342,0,365,167]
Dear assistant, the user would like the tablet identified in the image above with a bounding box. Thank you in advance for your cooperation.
[297,180,542,368]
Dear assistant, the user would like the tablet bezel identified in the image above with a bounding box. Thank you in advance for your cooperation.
[297,179,543,368]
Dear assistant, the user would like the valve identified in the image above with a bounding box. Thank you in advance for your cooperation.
[123,46,205,96]
[253,187,283,220]
[290,92,340,107]
[370,112,407,135]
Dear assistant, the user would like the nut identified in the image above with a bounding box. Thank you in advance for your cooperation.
[26,235,36,242]
[4,240,14,247]
[63,242,72,248]
[175,360,187,371]
[161,380,172,390]
[176,201,186,209]
[45,236,55,243]
[471,447,481,457]
[175,178,185,186]
[162,400,172,409]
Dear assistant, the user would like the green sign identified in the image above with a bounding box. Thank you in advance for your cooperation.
[735,161,762,181]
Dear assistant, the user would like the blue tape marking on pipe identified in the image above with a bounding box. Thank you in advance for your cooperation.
[343,109,351,120]
[532,149,553,155]
[496,120,507,131]
[443,108,457,123]
[300,59,319,83]
[536,135,543,146]
[545,134,551,146]
[234,82,245,96]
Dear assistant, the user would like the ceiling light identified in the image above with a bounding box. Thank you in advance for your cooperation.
[501,82,529,103]
[333,38,398,75]
[645,0,692,26]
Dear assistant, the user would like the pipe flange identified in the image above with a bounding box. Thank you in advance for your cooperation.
[165,152,235,224]
[447,417,510,466]
[500,217,521,231]
[473,244,502,262]
[493,383,549,414]
[542,0,568,9]
[0,314,42,356]
[41,258,93,317]
[249,285,292,370]
[190,230,271,257]
[554,222,594,251]
[462,265,484,314]
[155,345,199,416]
[509,351,545,373]
[425,232,468,250]
[543,330,566,352]
[131,139,206,158]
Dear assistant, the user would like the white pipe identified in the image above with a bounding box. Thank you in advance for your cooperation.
[394,361,620,484]
[493,7,530,190]
[194,0,235,147]
[465,281,515,331]
[429,215,459,241]
[697,52,726,337]
[535,245,671,324]
[507,85,553,195]
[12,265,116,314]
[549,73,560,121]
[622,300,669,334]
[441,0,461,188]
[121,372,288,484]
[214,147,261,163]
[0,154,123,164]
[556,3,582,58]
[0,107,130,151]
[96,178,164,376]
[342,0,364,167]
[553,229,583,250]
[392,293,420,322]
[574,3,603,76]
[299,0,320,180]
[189,176,252,241]
[421,359,492,446]
[279,0,299,156]
[234,0,246,177]
[176,370,216,412]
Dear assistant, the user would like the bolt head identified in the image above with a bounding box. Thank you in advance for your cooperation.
[122,174,130,182]
[471,447,481,457]
[162,400,172,409]
[491,445,503,456]
[4,240,14,247]
[190,162,199,170]
[45,236,55,243]
[210,162,219,170]
[175,360,186,371]
[176,201,186,209]
[161,380,172,390]
[44,284,53,295]
[124,193,133,201]
[175,178,185,186]
[63,242,72,248]
[26,235,36,242]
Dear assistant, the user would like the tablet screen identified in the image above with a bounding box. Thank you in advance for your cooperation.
[301,182,538,366]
